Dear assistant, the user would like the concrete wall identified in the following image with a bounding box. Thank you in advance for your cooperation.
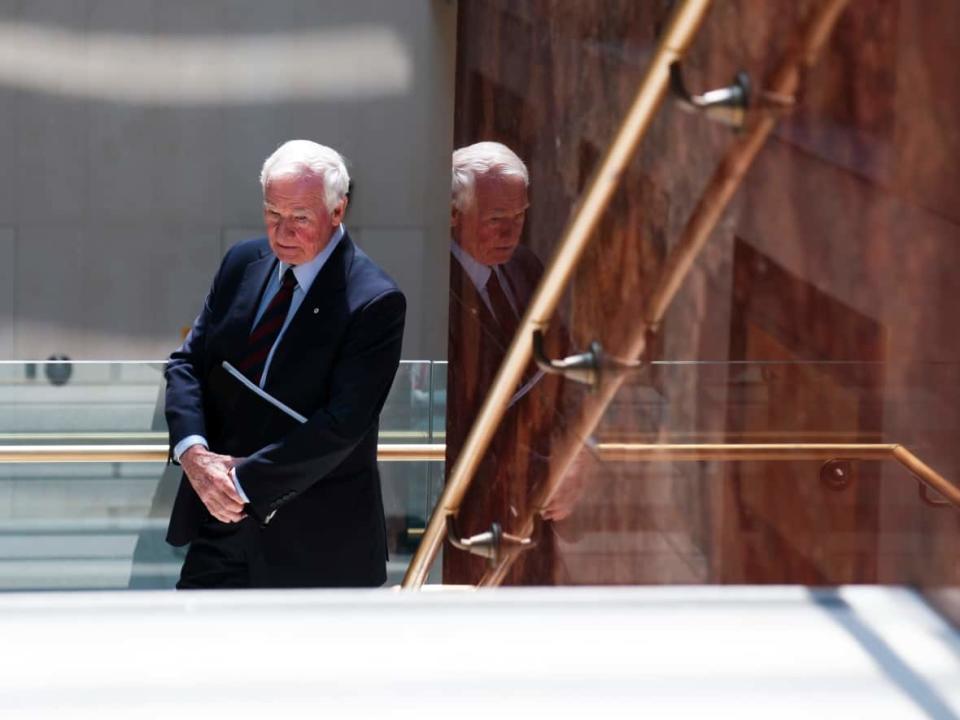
[0,0,455,361]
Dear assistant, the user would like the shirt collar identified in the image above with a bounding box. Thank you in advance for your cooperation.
[279,224,345,293]
[450,240,492,293]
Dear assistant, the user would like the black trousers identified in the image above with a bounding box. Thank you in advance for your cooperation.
[176,517,387,589]
[177,518,263,589]
[177,518,330,589]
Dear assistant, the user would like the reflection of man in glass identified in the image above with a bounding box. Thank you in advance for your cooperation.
[451,142,530,267]
[448,142,542,434]
[446,142,575,584]
[449,143,538,383]
[449,143,540,385]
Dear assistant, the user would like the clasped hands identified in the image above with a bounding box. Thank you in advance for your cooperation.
[180,445,246,523]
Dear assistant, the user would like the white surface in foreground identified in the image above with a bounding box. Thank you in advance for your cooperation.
[0,586,957,719]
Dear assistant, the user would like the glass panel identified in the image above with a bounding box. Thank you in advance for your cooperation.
[0,361,167,442]
[464,361,960,587]
[444,0,960,627]
[0,360,446,590]
[380,360,434,443]
[428,360,448,507]
[0,461,171,591]
[380,361,447,584]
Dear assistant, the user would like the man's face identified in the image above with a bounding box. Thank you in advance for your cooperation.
[452,173,529,266]
[263,173,346,265]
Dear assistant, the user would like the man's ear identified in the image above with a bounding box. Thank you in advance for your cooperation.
[331,197,348,226]
[450,203,460,229]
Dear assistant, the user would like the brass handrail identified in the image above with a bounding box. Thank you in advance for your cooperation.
[0,430,445,442]
[595,442,892,461]
[0,443,446,463]
[4,439,953,563]
[477,0,851,589]
[401,0,716,590]
[594,443,960,512]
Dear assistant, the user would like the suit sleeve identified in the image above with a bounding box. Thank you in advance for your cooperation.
[164,251,229,449]
[234,289,406,518]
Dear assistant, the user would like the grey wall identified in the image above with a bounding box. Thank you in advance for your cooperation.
[0,0,455,360]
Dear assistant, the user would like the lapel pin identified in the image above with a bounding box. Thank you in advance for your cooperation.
[313,307,319,314]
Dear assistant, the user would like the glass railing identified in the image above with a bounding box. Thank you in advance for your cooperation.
[0,360,446,590]
[438,360,960,589]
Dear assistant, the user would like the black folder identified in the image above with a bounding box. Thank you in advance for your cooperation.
[204,361,306,458]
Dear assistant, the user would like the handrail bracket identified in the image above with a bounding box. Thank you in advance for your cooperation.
[445,514,541,566]
[532,330,641,390]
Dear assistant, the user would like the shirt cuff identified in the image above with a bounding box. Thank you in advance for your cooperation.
[230,468,250,504]
[173,435,208,463]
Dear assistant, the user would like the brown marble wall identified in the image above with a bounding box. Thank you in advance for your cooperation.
[445,0,960,606]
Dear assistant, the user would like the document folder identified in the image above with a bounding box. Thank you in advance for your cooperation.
[201,360,309,459]
[220,361,308,424]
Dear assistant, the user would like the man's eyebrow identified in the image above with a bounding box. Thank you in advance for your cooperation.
[263,204,313,213]
[488,204,530,214]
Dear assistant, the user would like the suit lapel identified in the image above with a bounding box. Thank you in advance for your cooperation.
[223,249,276,357]
[449,256,509,353]
[501,256,534,310]
[266,233,355,378]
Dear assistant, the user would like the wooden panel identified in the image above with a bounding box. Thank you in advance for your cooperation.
[721,239,885,583]
[446,0,960,598]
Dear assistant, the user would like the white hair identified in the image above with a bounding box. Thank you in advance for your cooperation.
[452,141,529,211]
[259,139,350,212]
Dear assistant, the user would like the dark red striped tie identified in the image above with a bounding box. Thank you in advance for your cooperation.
[237,268,297,385]
[486,269,519,343]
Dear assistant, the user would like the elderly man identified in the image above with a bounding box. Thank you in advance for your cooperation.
[448,142,538,393]
[446,141,579,585]
[165,139,406,589]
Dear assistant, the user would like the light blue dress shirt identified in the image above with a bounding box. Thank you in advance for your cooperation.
[449,240,519,316]
[173,225,346,502]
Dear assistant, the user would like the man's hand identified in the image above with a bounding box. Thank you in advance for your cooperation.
[542,449,591,522]
[179,445,246,523]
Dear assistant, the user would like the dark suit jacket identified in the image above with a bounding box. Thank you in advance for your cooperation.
[164,234,405,587]
[444,245,570,585]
